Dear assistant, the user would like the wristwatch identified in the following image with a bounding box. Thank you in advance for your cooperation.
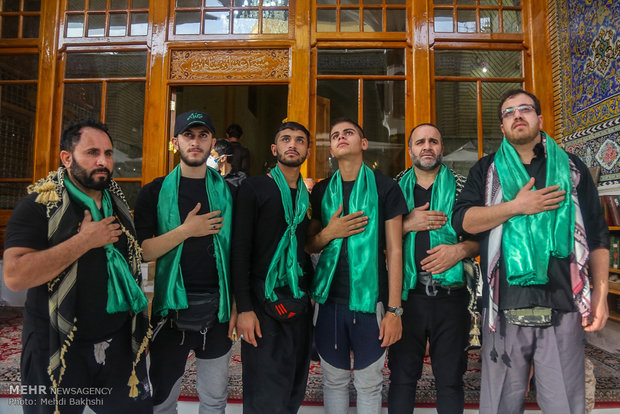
[387,305,403,317]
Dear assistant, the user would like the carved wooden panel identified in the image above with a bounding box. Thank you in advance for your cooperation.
[169,49,290,81]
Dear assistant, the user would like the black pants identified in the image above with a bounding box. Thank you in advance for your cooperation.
[241,302,313,414]
[388,291,470,414]
[148,319,231,407]
[21,325,151,414]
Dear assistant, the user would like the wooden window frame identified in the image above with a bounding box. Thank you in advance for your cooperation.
[310,42,408,179]
[167,0,296,41]
[53,46,149,190]
[430,0,523,40]
[60,0,150,46]
[0,2,41,42]
[312,1,408,42]
[431,42,525,159]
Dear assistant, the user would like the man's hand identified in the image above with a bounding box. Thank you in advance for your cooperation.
[512,178,566,216]
[236,311,262,347]
[403,202,447,234]
[583,285,608,332]
[421,244,463,275]
[379,312,402,347]
[323,204,368,240]
[181,203,224,238]
[78,210,122,249]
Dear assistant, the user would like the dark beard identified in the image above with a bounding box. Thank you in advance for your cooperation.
[70,159,112,191]
[276,151,306,167]
[179,149,209,167]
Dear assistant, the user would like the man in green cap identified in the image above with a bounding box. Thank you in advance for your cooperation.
[134,110,236,413]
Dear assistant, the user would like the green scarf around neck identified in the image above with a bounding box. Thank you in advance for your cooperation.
[154,165,232,321]
[264,165,309,301]
[63,176,148,314]
[494,131,575,285]
[312,163,379,313]
[398,164,463,299]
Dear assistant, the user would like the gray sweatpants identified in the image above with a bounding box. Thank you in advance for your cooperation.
[480,310,585,414]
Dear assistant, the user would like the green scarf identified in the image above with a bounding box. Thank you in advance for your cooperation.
[153,165,232,321]
[63,176,148,314]
[264,165,309,301]
[494,132,575,285]
[312,164,379,313]
[398,164,463,300]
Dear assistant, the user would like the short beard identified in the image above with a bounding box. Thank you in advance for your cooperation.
[70,159,112,191]
[179,150,209,167]
[413,152,443,171]
[276,151,306,167]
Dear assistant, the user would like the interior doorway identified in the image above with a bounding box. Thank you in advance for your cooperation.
[170,84,289,177]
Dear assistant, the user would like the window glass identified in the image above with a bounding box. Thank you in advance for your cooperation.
[130,12,148,35]
[0,84,38,179]
[0,183,30,209]
[434,50,522,78]
[66,15,85,37]
[434,9,453,32]
[106,82,145,178]
[176,11,201,34]
[435,81,478,177]
[205,11,229,34]
[62,83,102,129]
[87,14,106,36]
[503,10,521,33]
[363,79,406,175]
[363,9,382,32]
[481,81,522,154]
[65,52,147,78]
[109,13,128,36]
[0,55,39,80]
[1,16,19,38]
[318,49,405,76]
[262,10,288,34]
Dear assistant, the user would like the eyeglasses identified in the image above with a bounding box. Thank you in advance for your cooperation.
[501,104,537,119]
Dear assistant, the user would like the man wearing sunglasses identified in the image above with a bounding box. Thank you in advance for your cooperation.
[452,89,609,413]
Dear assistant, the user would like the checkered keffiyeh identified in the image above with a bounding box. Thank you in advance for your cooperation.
[484,158,590,332]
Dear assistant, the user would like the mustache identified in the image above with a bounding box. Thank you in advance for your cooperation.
[90,168,111,176]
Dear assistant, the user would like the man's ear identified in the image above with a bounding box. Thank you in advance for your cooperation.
[171,136,180,152]
[271,143,277,157]
[60,150,72,169]
[220,154,228,163]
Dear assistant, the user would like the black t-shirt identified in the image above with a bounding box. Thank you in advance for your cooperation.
[452,143,610,311]
[4,193,130,341]
[310,169,408,304]
[413,183,433,273]
[134,176,220,293]
[231,174,312,313]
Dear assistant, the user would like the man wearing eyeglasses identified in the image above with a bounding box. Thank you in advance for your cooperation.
[452,89,609,413]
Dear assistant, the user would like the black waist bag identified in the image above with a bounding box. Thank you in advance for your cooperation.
[253,280,309,322]
[173,291,220,332]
